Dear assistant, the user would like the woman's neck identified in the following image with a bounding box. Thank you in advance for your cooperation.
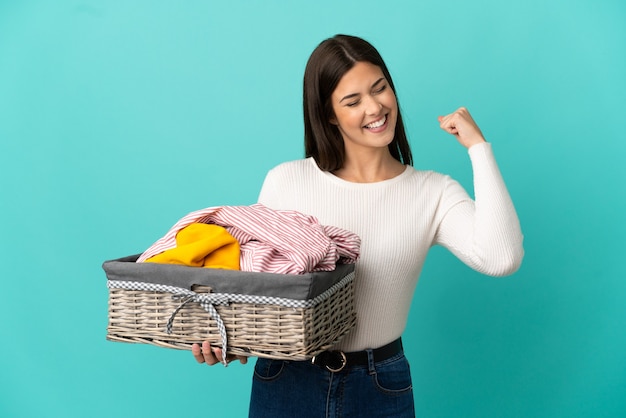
[332,151,406,183]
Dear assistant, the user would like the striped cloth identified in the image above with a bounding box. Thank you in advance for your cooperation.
[137,203,360,274]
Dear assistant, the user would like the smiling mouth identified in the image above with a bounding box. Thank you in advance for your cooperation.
[364,115,387,129]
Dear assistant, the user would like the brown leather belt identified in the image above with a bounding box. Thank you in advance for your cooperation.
[311,338,403,372]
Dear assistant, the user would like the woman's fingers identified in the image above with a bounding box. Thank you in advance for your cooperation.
[191,343,205,363]
[438,107,485,148]
[190,341,221,365]
[438,117,459,135]
[203,341,222,365]
[192,341,248,366]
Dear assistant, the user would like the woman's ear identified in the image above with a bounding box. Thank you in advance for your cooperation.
[329,113,338,125]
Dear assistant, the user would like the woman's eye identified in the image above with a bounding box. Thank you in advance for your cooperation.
[374,85,387,94]
[347,101,360,107]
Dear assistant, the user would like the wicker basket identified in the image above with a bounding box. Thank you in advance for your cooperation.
[103,255,356,360]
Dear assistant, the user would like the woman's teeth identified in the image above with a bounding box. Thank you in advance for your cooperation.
[365,115,386,129]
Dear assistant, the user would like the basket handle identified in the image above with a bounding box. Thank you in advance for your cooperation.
[191,284,213,293]
[167,290,229,365]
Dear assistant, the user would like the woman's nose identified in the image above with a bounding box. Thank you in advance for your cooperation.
[364,96,383,115]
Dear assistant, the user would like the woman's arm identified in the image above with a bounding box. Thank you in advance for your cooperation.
[435,108,524,276]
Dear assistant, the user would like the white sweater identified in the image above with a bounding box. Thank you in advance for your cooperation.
[257,142,524,352]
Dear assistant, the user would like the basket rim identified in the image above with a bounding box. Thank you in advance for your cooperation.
[103,254,355,300]
[107,271,355,309]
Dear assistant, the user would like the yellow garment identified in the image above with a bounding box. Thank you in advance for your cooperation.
[145,223,240,270]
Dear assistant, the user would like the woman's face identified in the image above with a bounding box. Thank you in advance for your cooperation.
[329,61,398,156]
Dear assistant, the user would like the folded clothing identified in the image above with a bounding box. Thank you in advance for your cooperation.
[144,223,240,270]
[137,203,360,274]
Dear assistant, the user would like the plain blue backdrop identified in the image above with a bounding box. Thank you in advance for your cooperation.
[1,1,624,417]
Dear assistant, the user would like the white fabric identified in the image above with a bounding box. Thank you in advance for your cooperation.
[257,142,524,351]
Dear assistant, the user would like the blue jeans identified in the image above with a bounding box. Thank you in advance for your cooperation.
[249,350,415,417]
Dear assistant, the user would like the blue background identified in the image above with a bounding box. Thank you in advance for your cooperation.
[1,1,624,417]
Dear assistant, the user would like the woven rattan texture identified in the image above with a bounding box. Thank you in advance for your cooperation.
[107,278,355,360]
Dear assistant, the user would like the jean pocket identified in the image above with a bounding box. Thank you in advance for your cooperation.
[371,354,413,395]
[253,358,286,382]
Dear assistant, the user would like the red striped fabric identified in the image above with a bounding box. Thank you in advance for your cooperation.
[137,203,360,274]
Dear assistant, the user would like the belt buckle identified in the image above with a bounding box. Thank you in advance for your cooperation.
[312,350,347,372]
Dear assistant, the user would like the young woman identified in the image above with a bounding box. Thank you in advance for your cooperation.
[192,34,524,417]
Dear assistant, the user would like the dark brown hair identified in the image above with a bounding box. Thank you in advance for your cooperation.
[303,34,413,171]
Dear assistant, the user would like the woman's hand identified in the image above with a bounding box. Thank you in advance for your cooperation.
[191,341,248,366]
[438,107,486,149]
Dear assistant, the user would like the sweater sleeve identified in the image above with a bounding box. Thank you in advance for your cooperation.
[434,142,524,276]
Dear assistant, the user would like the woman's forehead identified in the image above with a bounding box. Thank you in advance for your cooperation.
[333,62,385,94]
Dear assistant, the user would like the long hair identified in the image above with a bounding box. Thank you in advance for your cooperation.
[303,34,413,171]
